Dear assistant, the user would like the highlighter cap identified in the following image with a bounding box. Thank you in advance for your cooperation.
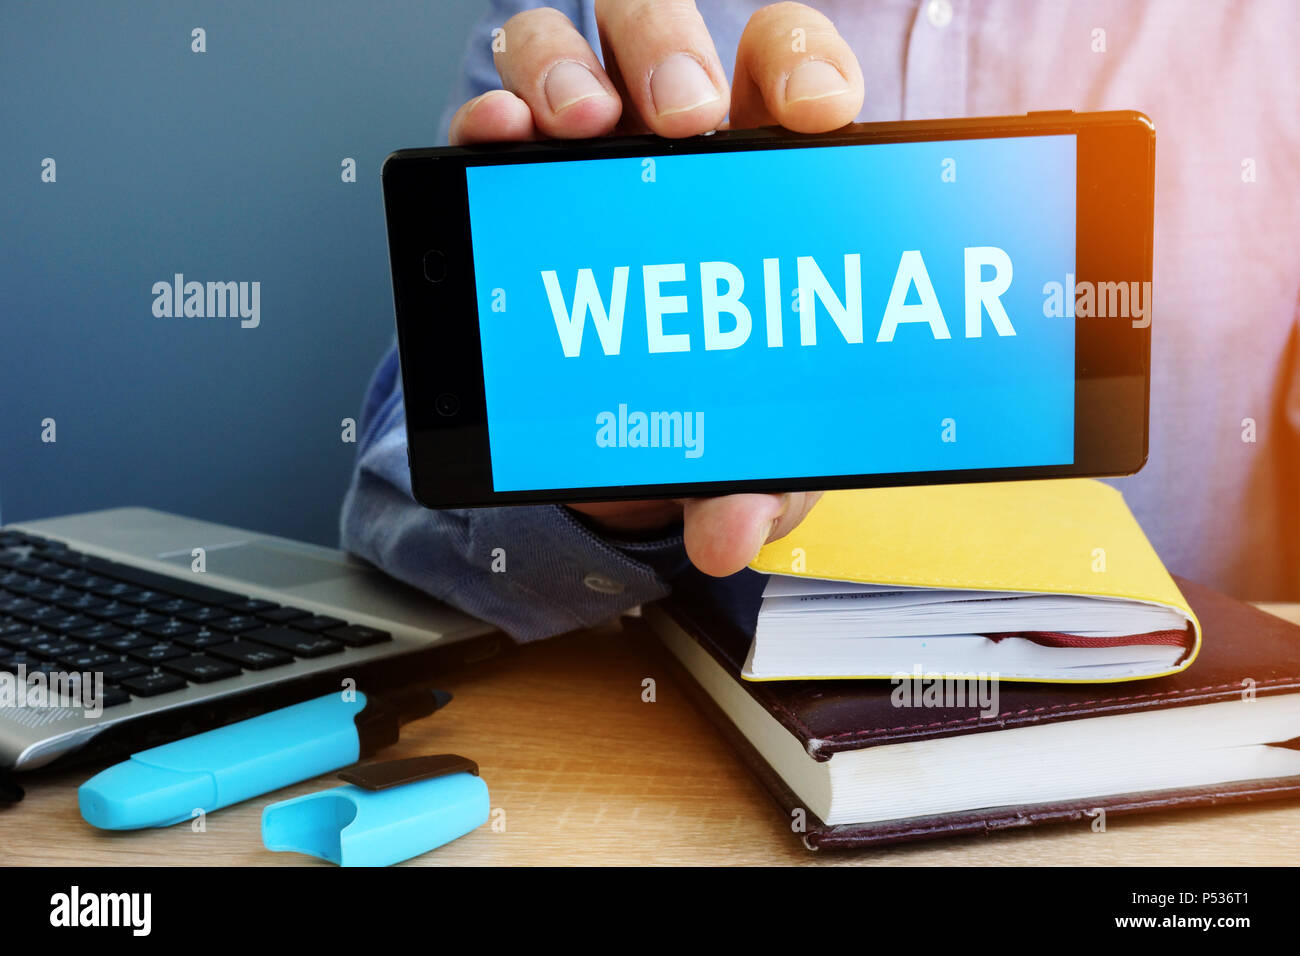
[262,755,488,867]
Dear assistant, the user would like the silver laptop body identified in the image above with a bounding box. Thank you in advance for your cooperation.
[1,507,495,770]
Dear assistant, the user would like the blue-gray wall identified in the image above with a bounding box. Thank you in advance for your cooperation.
[0,0,488,545]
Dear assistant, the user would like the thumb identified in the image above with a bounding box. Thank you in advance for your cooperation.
[680,493,789,577]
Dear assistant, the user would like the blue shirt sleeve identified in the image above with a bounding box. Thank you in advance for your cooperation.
[340,344,691,642]
[342,0,689,641]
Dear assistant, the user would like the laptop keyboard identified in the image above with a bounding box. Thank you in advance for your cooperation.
[0,528,393,710]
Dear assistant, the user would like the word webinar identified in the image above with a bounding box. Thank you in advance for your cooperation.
[541,247,1020,358]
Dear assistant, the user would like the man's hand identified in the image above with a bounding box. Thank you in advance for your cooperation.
[448,0,863,576]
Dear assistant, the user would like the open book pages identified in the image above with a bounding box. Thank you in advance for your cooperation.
[744,574,1195,682]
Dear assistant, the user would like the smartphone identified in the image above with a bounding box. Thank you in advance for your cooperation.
[381,110,1153,508]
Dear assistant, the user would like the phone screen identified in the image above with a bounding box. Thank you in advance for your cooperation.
[464,134,1077,493]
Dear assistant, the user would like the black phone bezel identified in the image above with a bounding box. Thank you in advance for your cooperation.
[381,110,1154,509]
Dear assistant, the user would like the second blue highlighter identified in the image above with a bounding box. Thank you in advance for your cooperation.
[78,687,451,830]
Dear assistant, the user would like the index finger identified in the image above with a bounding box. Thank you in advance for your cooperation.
[594,0,731,138]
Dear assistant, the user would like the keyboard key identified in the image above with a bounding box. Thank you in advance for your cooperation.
[126,642,189,664]
[324,624,392,647]
[48,614,98,635]
[12,581,57,598]
[99,660,152,683]
[117,588,171,607]
[222,597,279,614]
[118,672,188,697]
[57,649,120,670]
[2,530,41,542]
[97,686,132,708]
[0,652,51,673]
[69,623,124,643]
[178,605,231,625]
[89,581,138,600]
[30,638,86,659]
[39,585,83,605]
[86,600,142,621]
[0,630,51,651]
[291,615,347,633]
[118,611,167,631]
[161,654,242,683]
[43,547,103,567]
[0,596,38,616]
[171,627,229,650]
[97,632,156,653]
[212,615,263,634]
[20,660,64,678]
[12,604,61,625]
[0,645,9,660]
[144,597,199,615]
[20,582,63,600]
[57,592,107,613]
[255,606,310,624]
[245,627,343,658]
[208,641,294,670]
[2,582,42,600]
[141,620,197,639]
[60,573,111,590]
[42,565,90,584]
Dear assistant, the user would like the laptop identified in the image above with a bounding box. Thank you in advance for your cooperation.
[0,507,498,771]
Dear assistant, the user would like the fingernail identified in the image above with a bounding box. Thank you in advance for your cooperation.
[785,59,849,105]
[764,518,779,543]
[650,53,720,117]
[545,60,606,113]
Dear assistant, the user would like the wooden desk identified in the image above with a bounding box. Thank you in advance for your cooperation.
[4,605,1299,865]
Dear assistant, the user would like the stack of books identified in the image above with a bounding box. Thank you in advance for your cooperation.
[642,480,1300,849]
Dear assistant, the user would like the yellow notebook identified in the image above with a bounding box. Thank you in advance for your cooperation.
[746,479,1201,683]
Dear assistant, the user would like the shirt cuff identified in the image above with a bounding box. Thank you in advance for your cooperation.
[465,504,685,641]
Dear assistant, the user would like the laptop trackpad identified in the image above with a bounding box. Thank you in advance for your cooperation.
[159,541,353,589]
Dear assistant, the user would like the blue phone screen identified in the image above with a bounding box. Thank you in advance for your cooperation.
[465,134,1076,492]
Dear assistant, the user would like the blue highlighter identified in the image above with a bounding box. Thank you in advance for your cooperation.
[79,687,451,830]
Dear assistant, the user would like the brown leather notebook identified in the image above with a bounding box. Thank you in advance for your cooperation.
[639,569,1300,849]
